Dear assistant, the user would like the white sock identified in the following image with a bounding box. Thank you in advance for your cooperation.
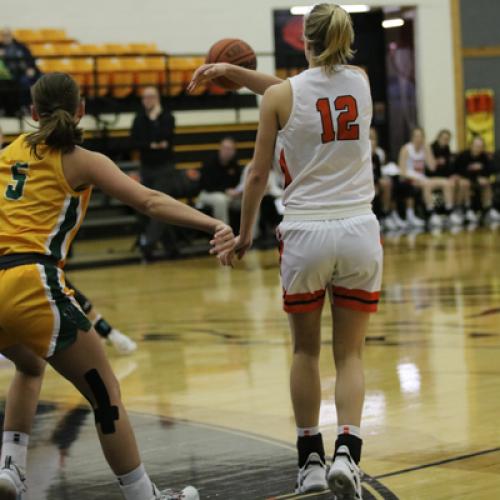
[297,426,319,437]
[118,464,156,500]
[1,431,29,471]
[337,425,361,439]
[406,207,415,218]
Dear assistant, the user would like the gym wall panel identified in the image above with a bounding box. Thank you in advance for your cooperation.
[460,0,500,48]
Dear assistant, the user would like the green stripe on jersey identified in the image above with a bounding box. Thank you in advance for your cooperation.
[49,196,80,261]
[43,265,92,356]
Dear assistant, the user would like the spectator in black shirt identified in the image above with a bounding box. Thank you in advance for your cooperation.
[131,86,175,168]
[0,28,40,109]
[430,129,453,177]
[131,86,178,259]
[370,127,397,230]
[430,129,467,224]
[454,135,500,223]
[198,137,242,224]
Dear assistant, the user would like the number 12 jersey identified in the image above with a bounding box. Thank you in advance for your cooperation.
[275,65,374,219]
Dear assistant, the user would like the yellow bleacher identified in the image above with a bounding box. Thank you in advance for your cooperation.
[21,28,220,97]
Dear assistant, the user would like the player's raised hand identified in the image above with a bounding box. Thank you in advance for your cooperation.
[209,223,236,258]
[187,63,230,94]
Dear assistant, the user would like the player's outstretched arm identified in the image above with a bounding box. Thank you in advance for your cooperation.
[188,63,283,96]
[67,149,234,255]
[220,84,281,266]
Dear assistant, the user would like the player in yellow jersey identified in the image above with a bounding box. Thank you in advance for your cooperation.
[0,72,234,500]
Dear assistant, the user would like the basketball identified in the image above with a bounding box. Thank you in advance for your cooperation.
[206,38,257,90]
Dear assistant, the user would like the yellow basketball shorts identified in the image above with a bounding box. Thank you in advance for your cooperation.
[0,264,92,358]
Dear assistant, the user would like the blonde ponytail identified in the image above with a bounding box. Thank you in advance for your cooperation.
[26,72,83,158]
[304,3,354,71]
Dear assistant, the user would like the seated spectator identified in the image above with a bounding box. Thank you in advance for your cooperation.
[370,127,398,230]
[198,137,242,225]
[398,127,456,228]
[454,135,500,223]
[430,129,466,225]
[0,28,40,110]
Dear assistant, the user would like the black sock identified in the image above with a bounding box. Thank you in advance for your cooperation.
[297,433,325,468]
[94,317,113,338]
[335,434,362,464]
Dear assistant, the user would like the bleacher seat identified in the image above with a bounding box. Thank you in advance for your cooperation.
[104,44,131,55]
[78,44,107,56]
[39,29,68,42]
[14,29,41,43]
[15,28,70,44]
[31,43,56,57]
[129,43,158,54]
[52,43,82,56]
[135,56,167,91]
[36,57,74,74]
[16,26,224,97]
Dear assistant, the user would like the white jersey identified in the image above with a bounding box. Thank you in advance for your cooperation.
[275,65,374,219]
[405,143,426,176]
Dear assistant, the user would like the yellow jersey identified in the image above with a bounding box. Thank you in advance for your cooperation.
[0,134,91,266]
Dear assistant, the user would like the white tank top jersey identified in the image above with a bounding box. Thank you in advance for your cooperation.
[275,65,374,220]
[405,143,426,175]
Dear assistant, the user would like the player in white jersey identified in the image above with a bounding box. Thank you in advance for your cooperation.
[398,127,458,228]
[190,4,382,499]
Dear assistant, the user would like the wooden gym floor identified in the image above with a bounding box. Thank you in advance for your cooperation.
[0,226,500,499]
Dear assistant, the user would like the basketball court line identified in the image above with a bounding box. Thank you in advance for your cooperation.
[373,445,500,480]
[264,445,500,499]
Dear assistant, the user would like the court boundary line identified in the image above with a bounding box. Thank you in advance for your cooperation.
[373,445,500,480]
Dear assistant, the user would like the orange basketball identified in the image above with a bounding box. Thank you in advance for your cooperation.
[206,38,257,90]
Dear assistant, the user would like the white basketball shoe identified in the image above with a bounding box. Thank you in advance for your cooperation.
[153,484,199,500]
[327,445,362,499]
[295,452,328,493]
[107,329,137,355]
[0,458,26,500]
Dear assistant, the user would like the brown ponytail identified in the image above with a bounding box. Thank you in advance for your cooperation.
[26,72,83,158]
[304,3,355,72]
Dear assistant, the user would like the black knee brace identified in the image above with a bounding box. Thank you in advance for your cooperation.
[84,369,119,434]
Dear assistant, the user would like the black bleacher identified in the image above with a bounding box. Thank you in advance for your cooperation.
[75,123,257,241]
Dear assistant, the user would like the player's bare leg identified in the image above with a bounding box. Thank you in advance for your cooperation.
[288,307,327,493]
[0,346,45,499]
[327,305,370,499]
[47,328,198,499]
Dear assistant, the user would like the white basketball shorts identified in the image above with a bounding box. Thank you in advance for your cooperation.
[276,213,383,314]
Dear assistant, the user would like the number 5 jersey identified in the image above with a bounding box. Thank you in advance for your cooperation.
[0,135,91,266]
